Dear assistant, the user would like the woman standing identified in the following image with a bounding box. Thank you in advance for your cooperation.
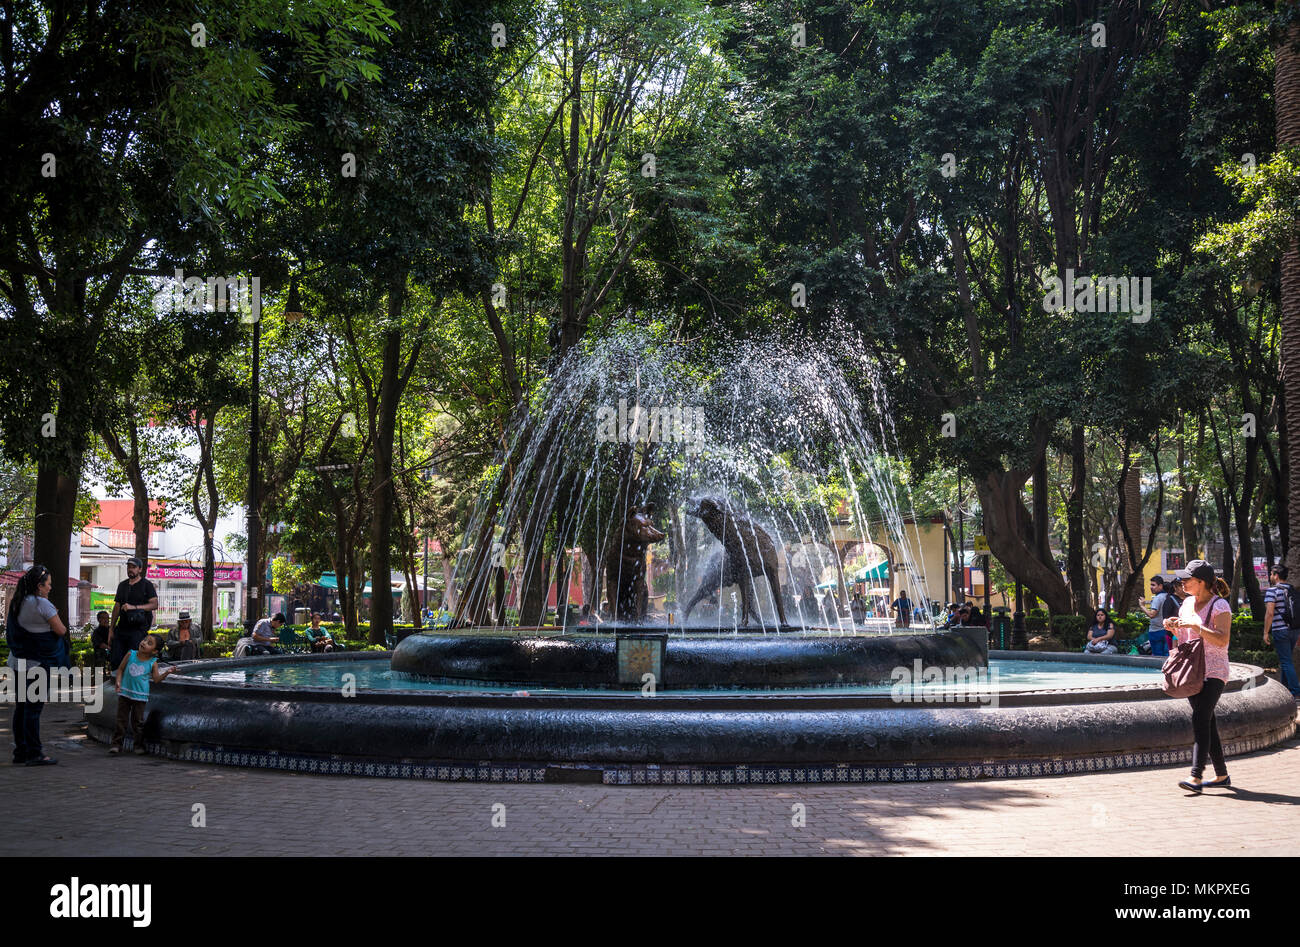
[1165,559,1233,792]
[7,564,68,766]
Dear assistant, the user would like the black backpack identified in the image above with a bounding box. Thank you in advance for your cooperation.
[1159,592,1181,621]
[1278,583,1300,630]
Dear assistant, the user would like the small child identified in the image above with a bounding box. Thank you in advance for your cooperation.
[91,610,112,671]
[110,634,174,755]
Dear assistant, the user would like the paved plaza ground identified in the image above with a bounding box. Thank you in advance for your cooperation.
[3,701,1298,857]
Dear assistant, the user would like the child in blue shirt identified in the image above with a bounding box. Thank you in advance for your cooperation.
[109,634,174,755]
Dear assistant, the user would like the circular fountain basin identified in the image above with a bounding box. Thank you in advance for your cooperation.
[85,644,1296,785]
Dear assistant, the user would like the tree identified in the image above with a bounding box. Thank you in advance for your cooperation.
[0,0,395,619]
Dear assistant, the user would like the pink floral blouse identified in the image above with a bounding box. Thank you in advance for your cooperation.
[1179,595,1232,682]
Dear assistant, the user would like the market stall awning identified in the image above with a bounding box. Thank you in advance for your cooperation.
[852,560,890,583]
[814,560,890,590]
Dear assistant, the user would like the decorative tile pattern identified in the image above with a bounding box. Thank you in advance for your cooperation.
[118,716,1297,786]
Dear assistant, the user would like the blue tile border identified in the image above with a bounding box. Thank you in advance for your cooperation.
[87,719,1295,785]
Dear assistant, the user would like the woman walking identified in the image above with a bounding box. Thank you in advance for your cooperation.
[1165,559,1233,792]
[7,564,69,766]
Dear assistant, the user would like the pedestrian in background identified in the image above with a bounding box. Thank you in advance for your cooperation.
[1263,565,1300,700]
[1138,576,1178,657]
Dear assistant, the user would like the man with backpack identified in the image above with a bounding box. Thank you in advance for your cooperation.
[108,557,158,673]
[1263,565,1300,699]
[1138,576,1180,657]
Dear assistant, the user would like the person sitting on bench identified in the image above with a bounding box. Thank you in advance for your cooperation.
[248,613,286,656]
[166,610,202,661]
[303,612,338,652]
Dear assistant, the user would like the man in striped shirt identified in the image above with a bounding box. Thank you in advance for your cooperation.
[1262,565,1300,699]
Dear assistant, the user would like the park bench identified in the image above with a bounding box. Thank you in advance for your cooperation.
[277,627,314,654]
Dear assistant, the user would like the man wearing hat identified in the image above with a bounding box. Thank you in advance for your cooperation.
[108,556,159,672]
[166,611,203,661]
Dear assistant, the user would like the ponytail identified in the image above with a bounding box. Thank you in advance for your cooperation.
[1212,577,1231,599]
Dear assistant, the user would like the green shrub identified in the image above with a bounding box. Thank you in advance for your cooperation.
[1049,615,1089,650]
[1230,649,1278,668]
[1229,616,1265,650]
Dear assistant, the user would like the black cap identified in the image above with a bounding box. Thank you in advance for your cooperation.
[1173,559,1216,584]
[126,556,143,568]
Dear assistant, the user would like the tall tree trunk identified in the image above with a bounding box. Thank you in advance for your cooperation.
[975,467,1072,615]
[1066,423,1089,614]
[1277,19,1300,578]
[1178,416,1200,559]
[1232,427,1264,617]
[100,410,151,565]
[367,304,404,644]
[1121,465,1142,576]
[192,407,220,640]
[1263,508,1277,572]
[32,456,81,623]
[1277,393,1290,559]
[1213,488,1234,584]
[1031,451,1053,571]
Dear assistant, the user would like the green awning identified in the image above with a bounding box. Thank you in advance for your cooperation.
[815,560,889,590]
[316,572,348,590]
[852,560,890,583]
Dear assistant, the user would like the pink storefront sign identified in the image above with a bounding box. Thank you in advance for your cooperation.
[146,564,244,582]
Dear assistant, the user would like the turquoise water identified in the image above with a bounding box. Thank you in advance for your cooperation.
[183,658,1162,697]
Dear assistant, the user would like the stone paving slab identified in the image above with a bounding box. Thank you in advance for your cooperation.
[2,702,1298,857]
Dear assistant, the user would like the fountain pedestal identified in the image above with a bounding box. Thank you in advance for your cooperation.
[390,627,989,690]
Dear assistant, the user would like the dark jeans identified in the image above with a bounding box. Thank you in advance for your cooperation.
[247,644,282,656]
[109,629,146,673]
[112,696,146,750]
[11,659,57,762]
[1187,677,1227,779]
[12,699,44,762]
[1272,629,1300,697]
